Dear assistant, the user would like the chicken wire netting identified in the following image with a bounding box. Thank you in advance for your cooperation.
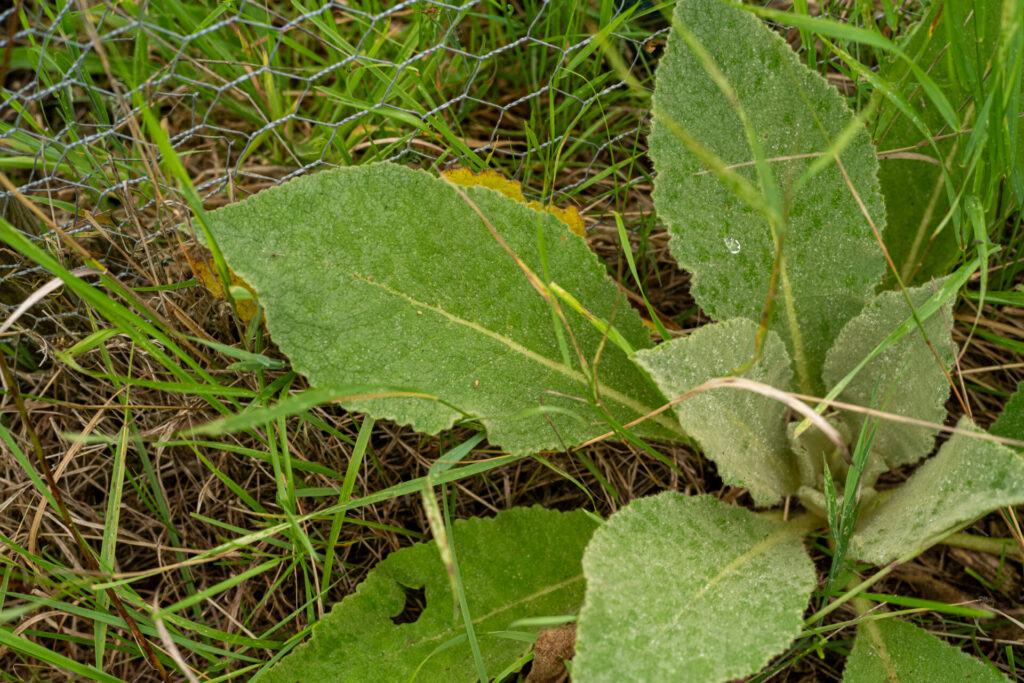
[0,0,671,341]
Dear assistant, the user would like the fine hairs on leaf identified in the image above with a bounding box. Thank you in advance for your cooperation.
[203,163,682,454]
[649,0,886,395]
[259,508,599,682]
[843,617,1007,682]
[850,416,1024,566]
[573,493,817,683]
[633,319,797,506]
[822,280,956,484]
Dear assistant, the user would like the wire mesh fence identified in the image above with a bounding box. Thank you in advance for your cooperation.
[1,0,669,338]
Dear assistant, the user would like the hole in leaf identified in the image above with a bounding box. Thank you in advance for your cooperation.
[390,584,426,625]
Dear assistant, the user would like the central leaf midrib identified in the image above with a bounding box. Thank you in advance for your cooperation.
[353,274,685,437]
[713,399,789,492]
[644,519,806,653]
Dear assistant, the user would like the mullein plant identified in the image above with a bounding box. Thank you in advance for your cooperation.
[187,0,1024,679]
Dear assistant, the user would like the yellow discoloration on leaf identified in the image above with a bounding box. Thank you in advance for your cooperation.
[530,201,586,237]
[182,243,260,322]
[441,168,586,237]
[442,167,526,201]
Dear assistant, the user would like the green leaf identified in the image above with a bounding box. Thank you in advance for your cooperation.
[262,507,599,683]
[789,416,853,499]
[633,319,797,505]
[990,380,1024,445]
[822,282,955,482]
[574,493,815,682]
[650,0,886,394]
[205,163,680,454]
[843,617,1007,682]
[850,417,1024,565]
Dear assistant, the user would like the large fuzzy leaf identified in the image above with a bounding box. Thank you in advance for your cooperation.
[850,417,1024,565]
[822,282,955,482]
[874,0,1022,285]
[650,0,885,394]
[573,493,815,682]
[205,163,680,454]
[843,617,1007,682]
[633,319,797,505]
[261,507,599,682]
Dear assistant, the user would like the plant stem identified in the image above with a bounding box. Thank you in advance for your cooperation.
[941,532,1023,559]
